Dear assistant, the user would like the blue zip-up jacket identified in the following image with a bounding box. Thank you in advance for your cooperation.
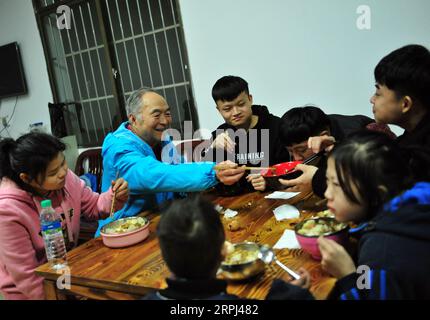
[96,122,218,236]
[329,182,430,300]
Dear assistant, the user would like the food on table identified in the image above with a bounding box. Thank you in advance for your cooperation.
[223,246,259,265]
[228,219,241,232]
[297,218,347,237]
[104,217,147,234]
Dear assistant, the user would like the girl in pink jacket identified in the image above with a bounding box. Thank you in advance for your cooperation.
[0,132,129,300]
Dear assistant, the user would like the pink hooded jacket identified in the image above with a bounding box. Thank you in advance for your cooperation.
[0,169,125,300]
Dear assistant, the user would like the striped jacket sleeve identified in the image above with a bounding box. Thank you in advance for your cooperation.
[329,269,404,300]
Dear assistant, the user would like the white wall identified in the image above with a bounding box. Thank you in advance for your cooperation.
[0,0,52,139]
[2,0,430,140]
[179,0,430,137]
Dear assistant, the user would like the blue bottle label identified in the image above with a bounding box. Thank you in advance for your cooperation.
[41,221,62,232]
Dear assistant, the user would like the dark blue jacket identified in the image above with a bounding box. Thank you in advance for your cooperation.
[329,182,430,300]
[143,277,313,300]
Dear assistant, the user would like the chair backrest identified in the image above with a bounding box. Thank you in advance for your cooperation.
[75,148,103,192]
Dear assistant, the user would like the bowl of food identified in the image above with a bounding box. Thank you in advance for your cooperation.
[261,161,303,189]
[219,242,265,281]
[100,216,150,248]
[294,217,349,260]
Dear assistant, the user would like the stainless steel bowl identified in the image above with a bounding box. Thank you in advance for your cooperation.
[219,242,266,281]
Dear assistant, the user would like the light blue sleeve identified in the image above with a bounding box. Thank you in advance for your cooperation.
[114,148,218,194]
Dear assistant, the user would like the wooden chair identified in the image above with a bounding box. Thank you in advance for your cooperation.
[74,148,103,192]
[74,148,103,243]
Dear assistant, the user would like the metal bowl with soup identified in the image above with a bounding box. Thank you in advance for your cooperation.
[219,242,266,281]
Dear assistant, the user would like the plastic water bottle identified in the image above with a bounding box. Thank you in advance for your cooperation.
[40,200,67,270]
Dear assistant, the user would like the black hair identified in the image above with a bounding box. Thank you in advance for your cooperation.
[212,76,249,103]
[0,132,66,194]
[157,195,225,279]
[329,130,416,218]
[374,44,430,109]
[279,106,331,146]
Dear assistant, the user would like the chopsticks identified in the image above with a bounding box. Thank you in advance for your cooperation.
[302,150,325,165]
[110,171,120,218]
[213,150,325,172]
[214,164,275,172]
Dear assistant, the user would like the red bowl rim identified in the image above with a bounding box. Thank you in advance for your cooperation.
[261,161,302,177]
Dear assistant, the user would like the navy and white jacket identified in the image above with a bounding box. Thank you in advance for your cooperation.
[329,182,430,300]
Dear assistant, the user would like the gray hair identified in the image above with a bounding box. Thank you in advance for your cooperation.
[126,87,155,118]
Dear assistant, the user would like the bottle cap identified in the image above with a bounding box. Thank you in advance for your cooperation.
[41,200,52,208]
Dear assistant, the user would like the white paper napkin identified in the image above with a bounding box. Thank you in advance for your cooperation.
[274,229,301,249]
[265,191,301,200]
[224,209,238,219]
[273,204,300,221]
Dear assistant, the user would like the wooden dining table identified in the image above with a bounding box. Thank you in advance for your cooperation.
[36,189,336,300]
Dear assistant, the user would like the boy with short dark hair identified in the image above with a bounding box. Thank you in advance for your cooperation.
[203,76,290,195]
[144,196,312,300]
[372,44,430,147]
[250,105,390,193]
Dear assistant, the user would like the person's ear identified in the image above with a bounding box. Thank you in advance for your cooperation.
[128,114,136,124]
[401,96,413,114]
[19,173,31,185]
[248,94,253,105]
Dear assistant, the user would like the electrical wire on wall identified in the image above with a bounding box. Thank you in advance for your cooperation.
[0,96,18,137]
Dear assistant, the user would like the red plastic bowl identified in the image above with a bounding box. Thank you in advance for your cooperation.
[261,161,302,189]
[294,218,349,260]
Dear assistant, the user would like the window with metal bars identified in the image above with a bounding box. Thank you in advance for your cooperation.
[33,0,199,147]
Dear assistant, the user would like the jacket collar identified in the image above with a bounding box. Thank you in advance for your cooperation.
[397,111,430,145]
[384,182,430,213]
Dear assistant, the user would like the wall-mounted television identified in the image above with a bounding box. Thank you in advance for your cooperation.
[0,42,28,99]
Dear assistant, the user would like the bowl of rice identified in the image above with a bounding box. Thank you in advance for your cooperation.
[100,216,150,248]
[294,217,349,260]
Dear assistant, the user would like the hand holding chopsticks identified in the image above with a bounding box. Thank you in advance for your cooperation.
[110,172,129,217]
[214,164,275,172]
[308,135,336,154]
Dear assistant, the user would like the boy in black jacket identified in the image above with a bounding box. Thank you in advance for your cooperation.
[249,105,391,193]
[202,76,290,195]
